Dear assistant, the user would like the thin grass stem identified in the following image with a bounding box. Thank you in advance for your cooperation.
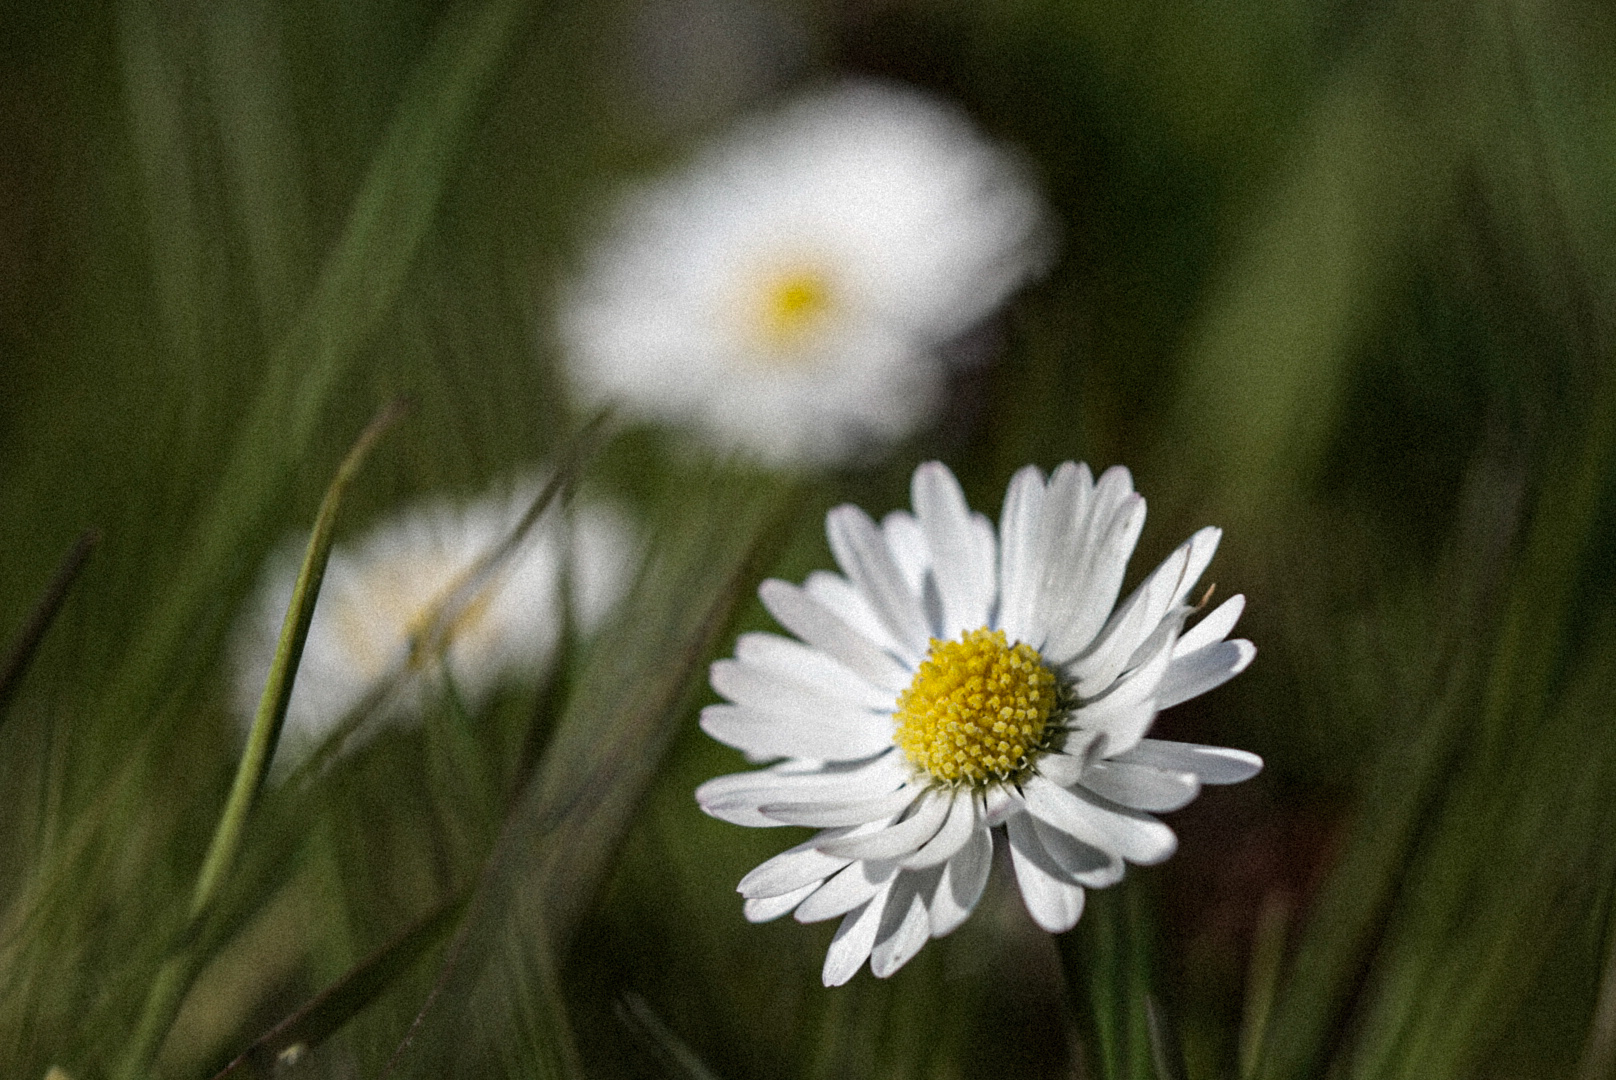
[116,400,406,1080]
[0,529,98,730]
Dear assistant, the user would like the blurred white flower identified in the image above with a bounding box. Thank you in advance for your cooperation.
[697,461,1260,985]
[557,81,1053,465]
[232,481,635,763]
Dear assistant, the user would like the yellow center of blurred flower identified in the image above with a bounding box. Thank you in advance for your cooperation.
[894,627,1058,785]
[755,268,832,349]
[331,561,499,677]
[403,581,497,670]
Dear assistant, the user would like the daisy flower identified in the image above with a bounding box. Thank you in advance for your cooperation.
[696,462,1260,985]
[556,80,1052,465]
[232,482,634,764]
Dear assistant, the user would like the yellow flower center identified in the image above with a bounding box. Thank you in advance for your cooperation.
[894,627,1058,785]
[330,559,500,677]
[755,268,832,349]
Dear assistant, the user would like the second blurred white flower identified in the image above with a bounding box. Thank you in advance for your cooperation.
[232,481,635,763]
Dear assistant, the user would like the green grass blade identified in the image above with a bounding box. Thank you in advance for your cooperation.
[117,400,406,1080]
[0,530,98,731]
[190,399,408,920]
[202,0,312,337]
[1060,882,1159,1080]
[1237,893,1289,1080]
[381,468,798,1078]
[617,992,725,1080]
[1247,682,1469,1080]
[1145,995,1188,1080]
[496,910,586,1080]
[1577,881,1616,1080]
[1160,50,1450,527]
[207,893,467,1080]
[104,0,532,731]
[116,0,207,368]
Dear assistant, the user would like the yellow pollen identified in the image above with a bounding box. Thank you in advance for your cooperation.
[756,269,832,347]
[894,627,1058,785]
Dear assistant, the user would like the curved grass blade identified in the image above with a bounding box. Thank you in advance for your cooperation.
[617,992,724,1080]
[207,893,467,1080]
[1060,883,1159,1080]
[1248,450,1521,1080]
[279,411,612,784]
[1237,893,1290,1079]
[202,0,312,337]
[192,398,408,918]
[405,411,613,675]
[380,468,799,1078]
[117,399,407,1080]
[1576,888,1616,1080]
[0,529,98,730]
[1145,995,1188,1080]
[497,908,585,1080]
[105,0,533,732]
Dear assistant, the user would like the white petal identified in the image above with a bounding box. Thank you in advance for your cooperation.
[804,571,906,659]
[1022,774,1177,866]
[734,632,895,711]
[1064,553,1187,693]
[698,753,907,827]
[1063,527,1219,680]
[1034,751,1086,788]
[798,858,899,923]
[737,824,876,898]
[762,784,920,827]
[870,881,934,977]
[711,657,890,731]
[826,506,931,657]
[758,579,910,692]
[1028,812,1124,888]
[982,784,1021,827]
[1039,473,1146,663]
[1023,462,1095,652]
[817,789,950,860]
[929,814,992,937]
[998,464,1047,645]
[913,462,996,637]
[1175,594,1245,656]
[880,511,931,594]
[1007,812,1087,932]
[1157,639,1255,710]
[822,887,889,987]
[1112,739,1263,785]
[1068,619,1180,758]
[1034,730,1101,788]
[700,702,893,762]
[886,508,977,641]
[971,514,997,597]
[903,788,978,869]
[711,653,880,716]
[744,881,819,922]
[1080,759,1201,813]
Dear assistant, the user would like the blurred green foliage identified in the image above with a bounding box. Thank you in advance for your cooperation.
[6,0,1616,1077]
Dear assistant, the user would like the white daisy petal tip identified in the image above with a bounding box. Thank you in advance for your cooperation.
[556,80,1054,466]
[743,884,818,923]
[698,459,1260,981]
